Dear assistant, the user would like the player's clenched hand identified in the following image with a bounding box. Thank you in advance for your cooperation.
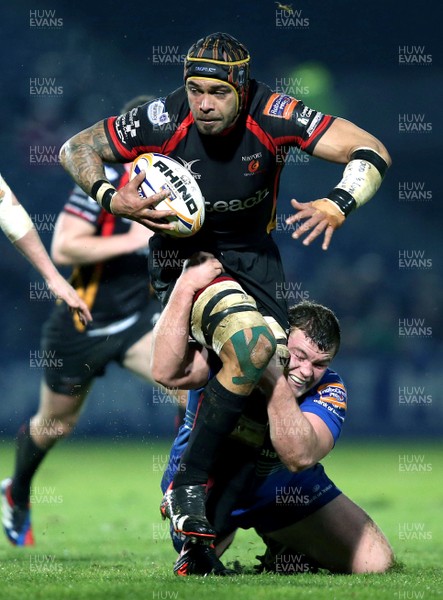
[181,252,224,293]
[286,198,345,251]
[110,170,175,232]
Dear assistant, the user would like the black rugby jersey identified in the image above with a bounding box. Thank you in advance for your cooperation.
[50,165,151,330]
[104,80,334,248]
[103,80,335,321]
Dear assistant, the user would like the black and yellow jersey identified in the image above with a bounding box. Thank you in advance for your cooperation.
[50,164,151,331]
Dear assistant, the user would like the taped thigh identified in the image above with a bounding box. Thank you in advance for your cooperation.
[190,279,270,355]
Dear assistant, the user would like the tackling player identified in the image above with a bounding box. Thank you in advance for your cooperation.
[153,254,394,576]
[58,32,391,541]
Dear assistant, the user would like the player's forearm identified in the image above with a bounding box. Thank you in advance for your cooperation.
[51,233,145,266]
[59,122,118,197]
[151,282,195,386]
[14,227,61,282]
[267,375,320,472]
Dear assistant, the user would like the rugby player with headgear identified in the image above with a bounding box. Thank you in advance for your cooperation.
[58,32,391,561]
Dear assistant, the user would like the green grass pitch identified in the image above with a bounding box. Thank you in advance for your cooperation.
[0,439,441,599]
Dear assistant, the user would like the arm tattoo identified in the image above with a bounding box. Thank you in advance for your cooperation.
[59,121,120,196]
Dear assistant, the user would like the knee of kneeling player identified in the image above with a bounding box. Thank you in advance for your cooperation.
[351,540,394,574]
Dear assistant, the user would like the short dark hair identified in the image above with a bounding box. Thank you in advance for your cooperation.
[288,301,341,355]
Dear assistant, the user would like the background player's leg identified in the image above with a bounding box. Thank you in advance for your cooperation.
[11,380,90,504]
[123,329,188,420]
[121,330,155,381]
[2,381,90,546]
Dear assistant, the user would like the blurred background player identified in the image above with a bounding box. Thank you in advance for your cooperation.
[1,96,177,547]
[0,172,91,325]
[58,32,391,542]
[153,255,394,576]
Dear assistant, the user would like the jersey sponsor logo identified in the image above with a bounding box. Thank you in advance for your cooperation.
[306,111,324,137]
[114,109,141,143]
[296,105,314,126]
[264,93,298,120]
[242,152,263,162]
[315,383,347,413]
[205,187,269,212]
[147,98,170,126]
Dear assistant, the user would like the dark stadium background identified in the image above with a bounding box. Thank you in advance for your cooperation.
[0,0,440,441]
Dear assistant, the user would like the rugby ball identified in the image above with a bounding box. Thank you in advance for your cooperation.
[130,153,205,237]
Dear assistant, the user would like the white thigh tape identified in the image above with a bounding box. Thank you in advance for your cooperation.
[191,279,265,354]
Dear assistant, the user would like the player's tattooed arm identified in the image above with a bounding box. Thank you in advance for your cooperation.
[59,121,118,196]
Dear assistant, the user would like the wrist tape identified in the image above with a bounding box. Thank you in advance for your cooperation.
[327,147,388,217]
[91,179,117,213]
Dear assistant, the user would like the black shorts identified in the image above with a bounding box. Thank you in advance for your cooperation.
[149,235,289,332]
[41,299,161,395]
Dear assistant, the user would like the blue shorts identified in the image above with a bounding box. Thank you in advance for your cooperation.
[226,463,341,534]
[168,461,341,552]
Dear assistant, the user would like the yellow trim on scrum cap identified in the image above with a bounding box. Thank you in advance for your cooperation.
[186,76,240,113]
[186,56,250,67]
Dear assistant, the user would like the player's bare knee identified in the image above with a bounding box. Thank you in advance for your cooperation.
[351,525,394,573]
[351,549,394,574]
[31,413,77,442]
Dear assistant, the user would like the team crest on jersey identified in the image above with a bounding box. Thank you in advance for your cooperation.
[264,93,298,119]
[147,98,170,126]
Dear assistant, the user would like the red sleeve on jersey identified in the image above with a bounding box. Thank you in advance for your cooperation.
[273,114,335,153]
[257,85,336,155]
[299,114,334,152]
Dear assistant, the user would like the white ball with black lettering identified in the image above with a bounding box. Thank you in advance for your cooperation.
[130,153,205,237]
